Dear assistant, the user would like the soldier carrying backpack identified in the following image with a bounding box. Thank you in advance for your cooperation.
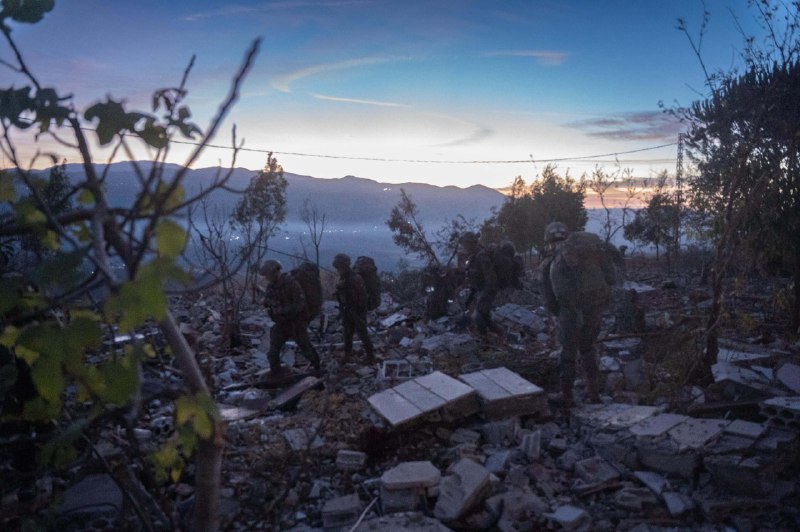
[333,253,376,363]
[260,259,322,379]
[541,221,620,408]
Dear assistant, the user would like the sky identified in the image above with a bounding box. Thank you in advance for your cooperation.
[2,0,777,190]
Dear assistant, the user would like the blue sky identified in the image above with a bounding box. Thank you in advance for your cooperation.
[4,0,774,189]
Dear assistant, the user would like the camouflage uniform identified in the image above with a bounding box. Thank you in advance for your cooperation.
[541,223,618,404]
[460,232,500,336]
[333,253,375,362]
[262,260,321,375]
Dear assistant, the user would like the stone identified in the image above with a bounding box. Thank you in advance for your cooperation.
[776,363,800,394]
[543,505,591,531]
[433,459,491,522]
[637,439,700,478]
[282,428,324,451]
[420,333,478,357]
[487,487,548,531]
[491,303,545,332]
[450,428,481,445]
[321,494,362,530]
[662,491,694,517]
[56,474,123,530]
[711,361,774,398]
[485,450,513,474]
[336,450,367,471]
[602,405,660,430]
[613,486,660,512]
[356,512,453,531]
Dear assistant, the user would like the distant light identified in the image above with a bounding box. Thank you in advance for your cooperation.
[383,187,391,191]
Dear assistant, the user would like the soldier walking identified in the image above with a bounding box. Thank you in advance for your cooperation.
[541,222,619,408]
[332,253,376,363]
[458,231,501,336]
[260,259,321,380]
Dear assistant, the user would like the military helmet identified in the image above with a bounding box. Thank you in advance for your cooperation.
[332,253,351,269]
[259,259,282,276]
[499,239,516,255]
[544,222,569,244]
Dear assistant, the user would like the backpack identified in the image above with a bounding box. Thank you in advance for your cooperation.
[354,255,381,310]
[289,262,323,319]
[491,244,524,289]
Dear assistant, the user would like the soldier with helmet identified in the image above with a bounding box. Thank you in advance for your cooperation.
[260,259,321,380]
[332,253,375,363]
[458,231,501,337]
[541,222,619,408]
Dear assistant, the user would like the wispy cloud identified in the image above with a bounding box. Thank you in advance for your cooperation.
[181,1,371,21]
[422,113,494,147]
[272,56,411,93]
[483,50,569,66]
[566,111,683,141]
[312,93,409,107]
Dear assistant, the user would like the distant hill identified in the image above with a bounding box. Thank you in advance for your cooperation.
[57,162,505,271]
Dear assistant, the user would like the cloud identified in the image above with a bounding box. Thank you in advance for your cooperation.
[422,113,494,147]
[483,50,569,66]
[312,93,409,107]
[566,111,683,141]
[272,56,411,93]
[181,1,371,22]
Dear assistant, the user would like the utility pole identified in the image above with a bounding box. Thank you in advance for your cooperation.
[673,133,684,255]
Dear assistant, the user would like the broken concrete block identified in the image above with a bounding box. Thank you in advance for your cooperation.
[415,371,481,422]
[491,303,545,332]
[519,429,541,461]
[698,495,779,522]
[760,396,800,431]
[380,360,413,381]
[712,361,774,399]
[450,428,481,446]
[336,450,367,471]
[705,433,756,455]
[637,439,699,478]
[485,450,513,475]
[613,486,660,512]
[662,491,694,517]
[322,494,362,530]
[573,456,621,487]
[588,431,640,470]
[667,418,729,450]
[543,505,591,531]
[420,333,478,357]
[633,471,669,496]
[480,418,519,447]
[573,403,635,433]
[704,454,776,496]
[381,461,441,492]
[459,367,546,419]
[356,513,452,531]
[282,428,324,451]
[487,487,548,531]
[776,363,800,394]
[433,459,491,522]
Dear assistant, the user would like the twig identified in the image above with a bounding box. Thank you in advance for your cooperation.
[348,497,378,532]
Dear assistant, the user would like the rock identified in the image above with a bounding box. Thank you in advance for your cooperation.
[543,505,591,531]
[321,494,362,530]
[433,458,491,522]
[56,474,123,530]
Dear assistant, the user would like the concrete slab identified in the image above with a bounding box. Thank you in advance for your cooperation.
[629,413,688,439]
[394,380,448,412]
[573,456,621,486]
[336,450,367,471]
[662,491,694,517]
[668,418,729,450]
[415,371,475,402]
[368,388,425,427]
[433,459,491,521]
[322,494,362,530]
[492,303,545,332]
[459,367,546,419]
[724,419,767,440]
[543,505,591,531]
[634,471,669,496]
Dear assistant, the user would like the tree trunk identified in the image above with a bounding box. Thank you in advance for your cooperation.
[161,311,223,532]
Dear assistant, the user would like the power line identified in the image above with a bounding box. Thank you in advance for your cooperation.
[170,138,678,165]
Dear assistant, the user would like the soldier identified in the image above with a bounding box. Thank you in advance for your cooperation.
[459,231,501,336]
[541,222,619,408]
[260,259,321,379]
[332,253,376,363]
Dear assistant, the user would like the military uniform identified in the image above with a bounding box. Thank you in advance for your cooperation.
[333,254,375,362]
[263,267,321,375]
[459,232,502,336]
[542,223,618,405]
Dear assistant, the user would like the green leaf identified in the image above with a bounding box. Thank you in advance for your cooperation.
[97,355,138,406]
[0,325,20,348]
[156,220,186,258]
[31,351,63,404]
[0,0,55,24]
[104,267,167,331]
[78,189,93,205]
[0,172,16,202]
[177,425,197,456]
[39,418,88,466]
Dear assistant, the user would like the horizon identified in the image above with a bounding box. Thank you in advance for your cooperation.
[4,1,775,190]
